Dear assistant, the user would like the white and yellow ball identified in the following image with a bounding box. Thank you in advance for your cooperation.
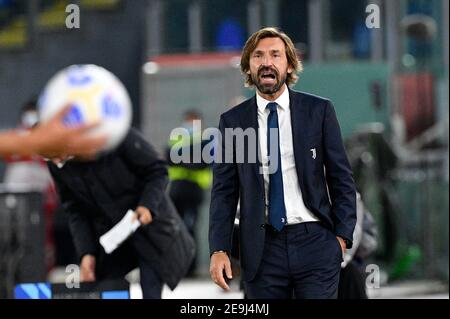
[38,64,132,152]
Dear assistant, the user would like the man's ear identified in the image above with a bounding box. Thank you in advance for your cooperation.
[287,65,293,74]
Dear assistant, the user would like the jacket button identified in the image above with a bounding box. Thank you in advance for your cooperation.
[260,224,265,229]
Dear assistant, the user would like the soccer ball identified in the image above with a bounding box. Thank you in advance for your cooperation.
[38,64,132,152]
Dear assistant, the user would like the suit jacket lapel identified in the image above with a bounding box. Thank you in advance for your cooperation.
[289,89,308,193]
[239,96,264,191]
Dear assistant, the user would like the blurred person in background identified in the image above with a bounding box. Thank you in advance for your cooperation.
[338,192,378,299]
[209,27,356,299]
[167,110,213,277]
[3,99,53,188]
[2,99,59,271]
[47,128,195,299]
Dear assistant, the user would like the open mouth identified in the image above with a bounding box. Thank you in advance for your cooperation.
[259,70,277,83]
[260,71,276,79]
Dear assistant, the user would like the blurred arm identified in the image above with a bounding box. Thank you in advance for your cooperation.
[0,105,106,158]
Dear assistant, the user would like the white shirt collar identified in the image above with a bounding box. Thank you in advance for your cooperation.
[256,84,290,113]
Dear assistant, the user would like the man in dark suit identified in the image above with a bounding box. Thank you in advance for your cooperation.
[47,128,195,299]
[209,27,356,299]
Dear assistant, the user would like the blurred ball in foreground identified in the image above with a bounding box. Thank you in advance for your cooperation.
[38,64,132,152]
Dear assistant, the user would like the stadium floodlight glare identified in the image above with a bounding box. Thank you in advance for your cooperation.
[142,62,160,74]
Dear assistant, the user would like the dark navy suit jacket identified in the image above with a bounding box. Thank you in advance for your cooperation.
[209,89,357,282]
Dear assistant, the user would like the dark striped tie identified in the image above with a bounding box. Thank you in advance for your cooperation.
[266,102,287,231]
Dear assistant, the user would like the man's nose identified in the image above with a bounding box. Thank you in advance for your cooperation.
[261,55,272,66]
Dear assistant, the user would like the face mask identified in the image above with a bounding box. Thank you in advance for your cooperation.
[22,111,39,128]
[183,121,195,134]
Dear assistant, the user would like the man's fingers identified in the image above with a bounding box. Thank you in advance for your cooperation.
[72,120,102,133]
[38,104,108,157]
[85,272,95,281]
[134,212,148,224]
[140,214,151,224]
[216,270,230,290]
[336,237,346,254]
[52,104,73,121]
[224,260,233,280]
[52,105,98,127]
[66,135,107,156]
[80,270,95,282]
[210,264,229,290]
[135,208,152,225]
[55,107,107,152]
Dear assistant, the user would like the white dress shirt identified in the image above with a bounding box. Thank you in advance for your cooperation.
[256,85,319,225]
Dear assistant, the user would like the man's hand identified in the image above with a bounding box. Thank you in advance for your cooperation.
[32,105,107,158]
[133,206,153,225]
[210,252,232,291]
[80,254,96,282]
[336,236,347,256]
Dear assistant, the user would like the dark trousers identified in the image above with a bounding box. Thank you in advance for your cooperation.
[245,222,342,299]
[96,241,163,299]
[338,260,368,299]
[139,258,163,299]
